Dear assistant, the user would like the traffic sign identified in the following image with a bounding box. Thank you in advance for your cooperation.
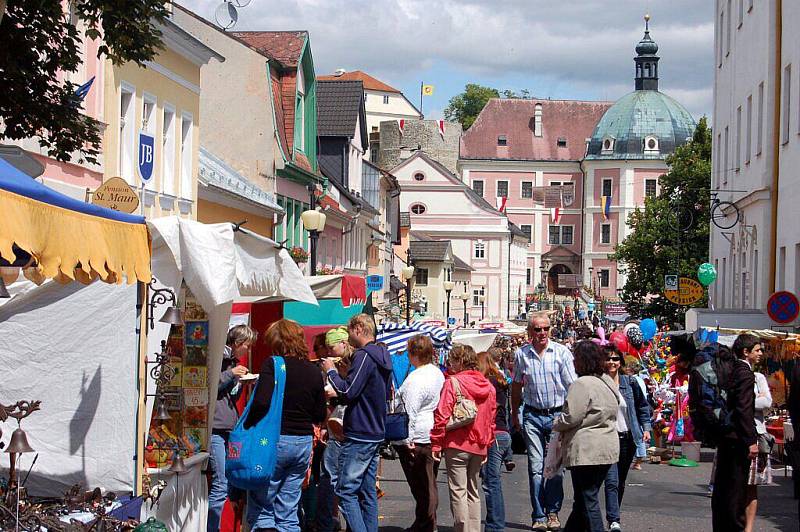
[767,291,800,324]
[448,317,456,326]
[137,130,155,183]
[664,277,704,305]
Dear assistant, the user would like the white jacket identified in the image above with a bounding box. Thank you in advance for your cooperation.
[393,363,445,444]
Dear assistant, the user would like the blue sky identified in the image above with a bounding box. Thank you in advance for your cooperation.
[182,0,714,120]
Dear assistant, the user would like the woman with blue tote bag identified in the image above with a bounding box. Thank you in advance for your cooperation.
[233,319,327,531]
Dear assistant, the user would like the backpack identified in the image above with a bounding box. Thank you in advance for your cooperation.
[688,343,736,447]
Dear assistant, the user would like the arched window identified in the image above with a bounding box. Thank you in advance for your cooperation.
[643,135,659,154]
[410,203,426,215]
[644,63,652,77]
[601,136,615,154]
[413,172,425,181]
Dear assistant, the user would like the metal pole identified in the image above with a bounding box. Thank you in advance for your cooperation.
[406,283,411,325]
[463,299,468,326]
[481,300,485,321]
[310,230,318,276]
[445,289,452,327]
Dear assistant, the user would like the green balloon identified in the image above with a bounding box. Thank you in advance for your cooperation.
[698,262,717,286]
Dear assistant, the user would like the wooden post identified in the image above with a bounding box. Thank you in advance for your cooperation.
[134,280,149,496]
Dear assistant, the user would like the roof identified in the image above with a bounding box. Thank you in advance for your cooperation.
[460,98,612,161]
[453,255,473,271]
[317,80,367,140]
[232,31,307,67]
[400,211,411,228]
[585,90,697,160]
[198,146,282,213]
[317,70,400,93]
[409,240,451,262]
[509,222,527,239]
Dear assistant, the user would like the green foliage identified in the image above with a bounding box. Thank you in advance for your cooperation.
[444,83,499,130]
[0,0,169,164]
[611,117,713,325]
[501,89,532,99]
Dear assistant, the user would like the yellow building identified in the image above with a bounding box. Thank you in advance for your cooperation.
[103,19,222,219]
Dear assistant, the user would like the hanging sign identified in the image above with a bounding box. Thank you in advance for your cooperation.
[767,291,800,324]
[366,275,384,291]
[92,177,140,213]
[664,277,704,305]
[137,130,155,183]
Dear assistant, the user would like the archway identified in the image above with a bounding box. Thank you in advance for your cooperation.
[547,264,573,296]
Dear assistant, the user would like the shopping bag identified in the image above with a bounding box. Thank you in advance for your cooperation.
[225,356,286,490]
[543,432,563,480]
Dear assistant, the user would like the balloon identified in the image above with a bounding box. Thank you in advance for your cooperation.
[626,325,644,348]
[697,262,718,287]
[640,318,658,341]
[609,331,630,353]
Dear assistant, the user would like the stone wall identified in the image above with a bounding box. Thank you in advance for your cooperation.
[378,119,462,175]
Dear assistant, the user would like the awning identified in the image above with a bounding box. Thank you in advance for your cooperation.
[377,321,452,355]
[239,274,366,307]
[0,158,151,284]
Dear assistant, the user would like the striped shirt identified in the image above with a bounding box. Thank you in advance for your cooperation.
[513,341,576,410]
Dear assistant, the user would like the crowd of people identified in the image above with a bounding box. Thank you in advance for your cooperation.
[204,310,800,532]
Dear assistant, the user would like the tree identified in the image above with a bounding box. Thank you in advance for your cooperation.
[610,117,713,325]
[444,83,499,130]
[0,0,170,164]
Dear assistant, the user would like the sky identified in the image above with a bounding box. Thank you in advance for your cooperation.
[181,0,714,120]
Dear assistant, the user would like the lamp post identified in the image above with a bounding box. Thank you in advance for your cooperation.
[443,280,455,327]
[460,290,469,327]
[301,209,327,276]
[400,248,415,324]
[478,295,485,321]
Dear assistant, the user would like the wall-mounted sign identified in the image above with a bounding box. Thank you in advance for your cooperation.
[92,177,139,213]
[366,275,384,291]
[664,274,679,291]
[663,277,704,305]
[767,291,800,324]
[137,130,155,183]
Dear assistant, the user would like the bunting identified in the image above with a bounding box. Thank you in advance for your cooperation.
[550,207,561,224]
[437,120,446,139]
[398,119,405,136]
[496,196,508,213]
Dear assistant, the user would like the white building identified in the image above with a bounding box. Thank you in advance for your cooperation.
[710,1,800,319]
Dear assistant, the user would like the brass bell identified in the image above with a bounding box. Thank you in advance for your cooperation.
[159,307,184,326]
[154,399,171,421]
[5,428,34,454]
[168,453,187,474]
[0,277,10,299]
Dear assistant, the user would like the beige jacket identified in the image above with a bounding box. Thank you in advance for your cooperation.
[554,374,620,468]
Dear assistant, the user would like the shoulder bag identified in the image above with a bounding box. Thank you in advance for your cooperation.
[385,380,410,442]
[225,355,286,490]
[446,376,478,431]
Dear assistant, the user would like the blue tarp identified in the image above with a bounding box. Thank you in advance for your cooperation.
[0,158,145,224]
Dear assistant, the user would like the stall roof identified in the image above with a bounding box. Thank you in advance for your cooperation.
[0,158,151,284]
[238,274,366,307]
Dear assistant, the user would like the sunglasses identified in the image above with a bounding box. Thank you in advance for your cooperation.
[607,356,621,362]
[532,326,551,333]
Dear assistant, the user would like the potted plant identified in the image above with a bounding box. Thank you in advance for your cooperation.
[289,246,309,264]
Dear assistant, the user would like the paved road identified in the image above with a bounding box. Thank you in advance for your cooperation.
[374,452,799,531]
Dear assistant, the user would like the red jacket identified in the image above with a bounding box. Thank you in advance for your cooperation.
[430,370,497,456]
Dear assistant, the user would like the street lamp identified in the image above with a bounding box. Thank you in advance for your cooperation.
[460,290,470,327]
[588,266,594,294]
[443,280,455,327]
[401,248,415,324]
[478,295,485,321]
[301,208,327,276]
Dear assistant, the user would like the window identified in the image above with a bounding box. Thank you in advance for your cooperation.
[474,241,486,259]
[472,287,485,306]
[413,172,425,181]
[735,105,742,170]
[718,10,724,67]
[738,0,743,27]
[534,104,542,137]
[601,223,611,244]
[119,85,135,183]
[748,0,753,11]
[497,135,507,146]
[745,94,752,163]
[180,113,193,198]
[726,0,732,56]
[548,225,573,245]
[599,269,610,288]
[382,94,389,104]
[643,135,659,153]
[496,181,508,198]
[723,126,729,184]
[521,181,533,199]
[562,226,573,245]
[556,137,567,148]
[601,137,615,153]
[472,179,484,197]
[757,82,764,155]
[161,105,175,196]
[520,224,532,243]
[445,268,452,282]
[410,203,426,215]
[601,178,612,197]
[779,247,787,291]
[645,179,657,198]
[549,225,560,245]
[415,267,428,286]
[783,65,792,144]
[526,268,532,286]
[716,133,722,186]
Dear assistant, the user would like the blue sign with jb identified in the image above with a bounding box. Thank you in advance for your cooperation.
[137,130,155,183]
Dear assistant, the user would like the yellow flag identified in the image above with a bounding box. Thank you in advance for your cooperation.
[422,84,434,96]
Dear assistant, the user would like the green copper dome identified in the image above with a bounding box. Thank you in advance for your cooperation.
[585,90,697,160]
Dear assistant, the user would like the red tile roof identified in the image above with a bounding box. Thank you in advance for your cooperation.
[460,98,612,161]
[317,70,401,94]
[233,31,307,67]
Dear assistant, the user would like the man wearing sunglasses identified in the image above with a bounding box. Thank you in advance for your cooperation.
[511,312,577,531]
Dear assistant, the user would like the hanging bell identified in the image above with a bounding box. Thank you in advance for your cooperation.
[159,307,184,326]
[5,428,34,454]
[168,453,187,474]
[154,399,171,421]
[0,277,10,299]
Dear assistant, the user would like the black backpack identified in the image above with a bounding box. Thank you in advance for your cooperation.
[687,343,736,447]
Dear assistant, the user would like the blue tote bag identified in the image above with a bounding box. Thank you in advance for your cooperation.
[225,355,286,490]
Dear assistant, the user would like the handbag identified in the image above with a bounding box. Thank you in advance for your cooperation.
[385,383,410,442]
[225,356,286,490]
[543,433,563,480]
[758,431,775,454]
[446,376,477,431]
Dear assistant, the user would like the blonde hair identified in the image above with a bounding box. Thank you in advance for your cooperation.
[448,343,479,371]
[226,325,257,347]
[348,313,376,339]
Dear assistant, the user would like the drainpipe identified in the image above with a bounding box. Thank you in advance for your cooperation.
[769,0,782,293]
[507,233,512,320]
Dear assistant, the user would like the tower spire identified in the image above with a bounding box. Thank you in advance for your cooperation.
[634,14,659,90]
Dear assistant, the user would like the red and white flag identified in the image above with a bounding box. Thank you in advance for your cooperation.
[398,119,405,136]
[549,207,561,224]
[437,120,446,138]
[496,196,508,213]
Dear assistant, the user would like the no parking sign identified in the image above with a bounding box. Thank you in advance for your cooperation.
[767,291,800,324]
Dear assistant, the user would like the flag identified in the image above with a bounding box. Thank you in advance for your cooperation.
[398,119,405,136]
[73,76,95,102]
[496,196,508,213]
[437,120,446,139]
[422,84,434,96]
[550,207,561,224]
[601,195,611,220]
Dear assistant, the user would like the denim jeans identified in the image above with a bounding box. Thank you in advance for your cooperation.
[247,434,313,531]
[481,431,512,532]
[604,432,635,524]
[317,439,344,532]
[207,432,228,532]
[335,439,381,532]
[564,464,611,532]
[522,407,564,522]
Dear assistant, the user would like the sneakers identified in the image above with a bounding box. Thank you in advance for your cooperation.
[609,522,622,531]
[504,460,516,472]
[546,513,561,530]
[531,522,549,531]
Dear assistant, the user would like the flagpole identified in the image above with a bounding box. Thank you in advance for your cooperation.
[420,81,423,117]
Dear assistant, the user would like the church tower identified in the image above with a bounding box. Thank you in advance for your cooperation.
[634,14,659,91]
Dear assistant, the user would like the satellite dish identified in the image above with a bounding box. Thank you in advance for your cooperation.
[215,1,238,30]
[232,0,252,6]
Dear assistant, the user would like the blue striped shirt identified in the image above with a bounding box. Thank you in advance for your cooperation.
[513,341,576,410]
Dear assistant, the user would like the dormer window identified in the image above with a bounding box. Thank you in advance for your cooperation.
[497,135,507,146]
[557,137,567,148]
[601,136,615,154]
[643,135,659,154]
[534,104,543,137]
